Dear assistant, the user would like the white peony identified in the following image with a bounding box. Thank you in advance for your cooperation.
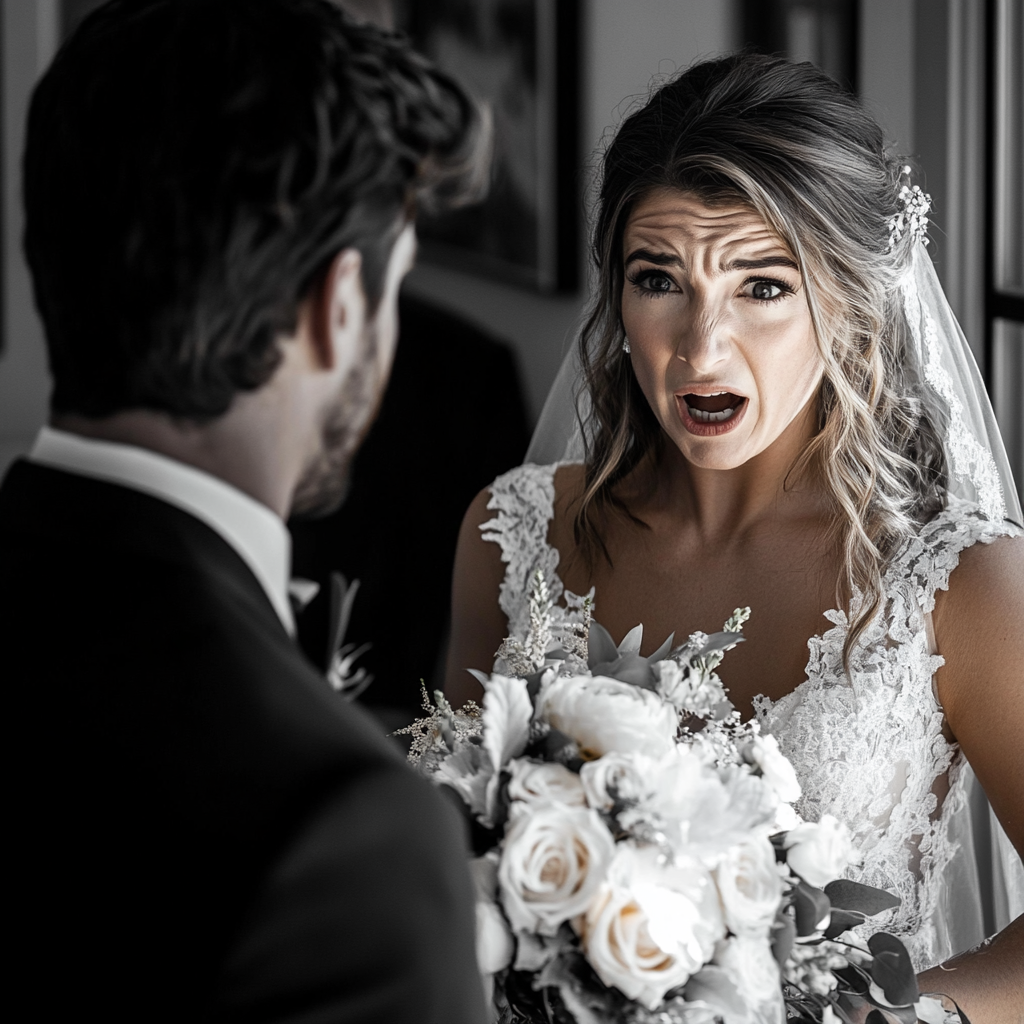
[579,843,725,1010]
[713,934,784,1022]
[498,801,615,935]
[748,734,802,804]
[538,674,679,759]
[784,814,857,888]
[715,836,784,937]
[637,750,776,858]
[579,751,655,811]
[507,758,587,807]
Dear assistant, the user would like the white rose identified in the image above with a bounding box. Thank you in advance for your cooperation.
[498,801,615,935]
[469,854,515,976]
[507,758,586,807]
[579,751,655,811]
[715,836,784,937]
[579,844,725,1010]
[784,814,857,888]
[748,734,802,804]
[713,934,784,1021]
[538,675,679,759]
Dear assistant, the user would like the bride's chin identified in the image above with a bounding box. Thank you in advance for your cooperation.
[662,427,755,472]
[677,444,753,472]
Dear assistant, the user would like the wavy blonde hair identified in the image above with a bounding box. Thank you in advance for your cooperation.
[575,54,948,667]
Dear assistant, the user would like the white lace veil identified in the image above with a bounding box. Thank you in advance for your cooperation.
[902,241,1022,525]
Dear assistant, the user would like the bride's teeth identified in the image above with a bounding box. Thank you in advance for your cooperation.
[688,404,739,423]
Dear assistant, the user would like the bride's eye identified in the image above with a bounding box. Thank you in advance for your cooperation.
[627,268,676,297]
[743,277,792,303]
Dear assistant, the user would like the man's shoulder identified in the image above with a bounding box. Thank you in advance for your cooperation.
[0,457,406,811]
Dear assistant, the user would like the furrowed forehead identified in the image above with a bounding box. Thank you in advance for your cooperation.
[622,190,798,271]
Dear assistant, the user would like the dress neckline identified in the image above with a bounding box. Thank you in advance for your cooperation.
[534,462,845,719]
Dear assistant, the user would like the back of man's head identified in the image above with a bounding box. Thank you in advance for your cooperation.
[24,0,484,420]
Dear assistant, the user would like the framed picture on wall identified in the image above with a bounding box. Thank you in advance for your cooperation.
[394,0,579,294]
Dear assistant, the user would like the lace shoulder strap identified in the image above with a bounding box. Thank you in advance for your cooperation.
[480,462,563,637]
[888,495,1023,614]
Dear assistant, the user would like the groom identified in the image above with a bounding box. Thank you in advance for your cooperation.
[2,1,488,1021]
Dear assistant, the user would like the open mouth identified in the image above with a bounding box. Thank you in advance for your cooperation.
[683,392,745,422]
[676,391,748,436]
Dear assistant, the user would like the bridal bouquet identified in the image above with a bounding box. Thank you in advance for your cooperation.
[403,572,949,1024]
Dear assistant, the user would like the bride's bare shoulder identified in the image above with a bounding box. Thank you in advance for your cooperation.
[549,462,587,551]
[553,462,587,507]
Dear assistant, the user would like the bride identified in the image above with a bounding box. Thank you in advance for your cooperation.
[444,54,1023,1017]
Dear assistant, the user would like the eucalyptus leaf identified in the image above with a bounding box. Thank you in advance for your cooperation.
[825,879,901,916]
[771,911,796,965]
[833,963,870,995]
[868,933,918,1007]
[793,880,831,936]
[824,908,867,939]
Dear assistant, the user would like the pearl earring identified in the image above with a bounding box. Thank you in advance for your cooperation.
[622,336,631,354]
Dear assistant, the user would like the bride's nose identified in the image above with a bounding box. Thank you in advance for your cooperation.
[673,303,730,373]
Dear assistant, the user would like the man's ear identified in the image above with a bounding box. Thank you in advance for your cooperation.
[310,247,365,372]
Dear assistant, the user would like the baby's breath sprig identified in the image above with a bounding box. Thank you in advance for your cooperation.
[394,682,481,764]
[723,606,751,634]
[561,590,593,665]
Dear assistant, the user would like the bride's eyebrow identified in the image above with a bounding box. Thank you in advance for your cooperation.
[624,247,681,267]
[725,255,799,271]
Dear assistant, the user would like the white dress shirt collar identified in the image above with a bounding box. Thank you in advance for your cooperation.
[29,427,295,635]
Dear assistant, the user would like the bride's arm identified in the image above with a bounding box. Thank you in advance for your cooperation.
[443,487,509,707]
[924,532,1024,1018]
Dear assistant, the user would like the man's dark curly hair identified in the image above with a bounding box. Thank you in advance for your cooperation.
[24,0,487,419]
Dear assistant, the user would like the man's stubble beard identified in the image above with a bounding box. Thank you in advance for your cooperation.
[289,319,385,519]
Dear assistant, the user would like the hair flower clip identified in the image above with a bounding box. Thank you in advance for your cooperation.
[887,168,931,251]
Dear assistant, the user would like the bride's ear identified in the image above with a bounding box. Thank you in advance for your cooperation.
[309,247,366,374]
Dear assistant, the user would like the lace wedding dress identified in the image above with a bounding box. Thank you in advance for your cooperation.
[480,460,1023,971]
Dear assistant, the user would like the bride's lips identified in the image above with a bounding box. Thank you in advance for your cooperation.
[675,388,748,437]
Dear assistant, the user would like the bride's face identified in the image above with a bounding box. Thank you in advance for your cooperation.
[620,189,822,471]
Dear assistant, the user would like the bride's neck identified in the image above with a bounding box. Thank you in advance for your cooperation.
[647,406,824,540]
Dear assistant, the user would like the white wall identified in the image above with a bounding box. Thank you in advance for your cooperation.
[0,0,59,473]
[404,0,738,422]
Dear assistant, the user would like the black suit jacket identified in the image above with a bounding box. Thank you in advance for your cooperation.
[2,460,486,1023]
